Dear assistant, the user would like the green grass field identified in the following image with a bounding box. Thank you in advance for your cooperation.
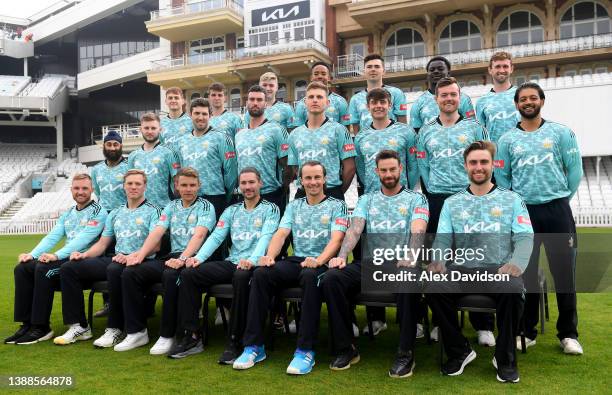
[1,233,611,394]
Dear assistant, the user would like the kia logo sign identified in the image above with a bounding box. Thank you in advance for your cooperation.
[252,1,310,27]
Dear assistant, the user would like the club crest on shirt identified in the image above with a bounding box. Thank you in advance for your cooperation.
[457,134,468,143]
[490,207,503,217]
[79,219,87,226]
[179,126,186,132]
[542,138,553,149]
[273,113,281,121]
[388,138,398,147]
[188,214,196,224]
[135,217,144,225]
[320,137,330,145]
[460,210,470,220]
[152,157,161,164]
[320,214,330,225]
[253,217,263,228]
[328,106,336,114]
[201,141,210,149]
[115,174,123,180]
[257,135,266,143]
[398,206,408,215]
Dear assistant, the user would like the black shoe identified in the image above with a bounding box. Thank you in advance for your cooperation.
[389,350,415,378]
[330,346,360,371]
[15,325,54,345]
[441,348,476,376]
[218,342,240,365]
[4,324,30,344]
[168,332,203,359]
[94,303,109,318]
[493,357,520,383]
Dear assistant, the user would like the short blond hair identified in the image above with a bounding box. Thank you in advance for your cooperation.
[72,173,92,183]
[176,167,200,182]
[259,72,278,83]
[140,112,160,124]
[124,169,147,184]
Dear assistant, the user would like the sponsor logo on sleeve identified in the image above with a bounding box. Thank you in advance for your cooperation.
[416,151,426,159]
[493,160,504,168]
[87,220,99,227]
[415,207,430,216]
[341,114,350,121]
[281,144,289,151]
[335,218,349,227]
[172,162,180,169]
[343,144,355,152]
[217,220,225,228]
[399,104,408,111]
[159,214,167,221]
[225,151,236,159]
[518,216,531,225]
[409,146,417,154]
[465,110,475,118]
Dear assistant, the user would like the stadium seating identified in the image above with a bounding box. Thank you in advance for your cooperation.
[0,192,18,214]
[11,190,74,221]
[0,75,31,96]
[23,76,65,98]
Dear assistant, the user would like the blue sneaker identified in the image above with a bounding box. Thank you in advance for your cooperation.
[286,349,316,375]
[233,345,266,370]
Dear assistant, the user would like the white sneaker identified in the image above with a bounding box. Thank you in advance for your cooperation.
[93,328,123,348]
[430,326,439,342]
[53,324,92,345]
[362,320,388,336]
[516,336,536,351]
[560,338,583,355]
[477,330,496,347]
[150,336,175,355]
[352,323,360,338]
[215,307,230,326]
[114,329,149,352]
[416,323,424,339]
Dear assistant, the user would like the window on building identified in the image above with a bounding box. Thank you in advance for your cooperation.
[230,88,241,111]
[496,11,544,46]
[295,80,308,101]
[595,66,608,73]
[249,25,279,47]
[190,36,225,55]
[384,28,425,59]
[348,42,366,57]
[438,20,482,54]
[190,92,201,100]
[277,83,287,102]
[560,2,611,38]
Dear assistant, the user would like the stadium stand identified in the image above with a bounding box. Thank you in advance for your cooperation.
[0,75,31,96]
[22,75,66,97]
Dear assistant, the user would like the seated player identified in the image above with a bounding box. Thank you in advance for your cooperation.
[425,141,533,383]
[130,167,216,355]
[6,174,106,345]
[233,161,348,375]
[323,150,428,376]
[168,167,280,362]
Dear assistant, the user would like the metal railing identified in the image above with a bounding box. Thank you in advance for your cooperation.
[150,0,243,20]
[100,123,142,141]
[0,219,58,235]
[335,33,612,78]
[151,38,329,71]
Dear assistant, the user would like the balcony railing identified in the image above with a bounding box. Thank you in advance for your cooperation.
[150,38,329,71]
[150,0,243,20]
[335,33,612,78]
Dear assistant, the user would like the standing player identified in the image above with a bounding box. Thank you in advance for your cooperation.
[426,140,533,382]
[91,131,128,212]
[292,61,350,127]
[416,77,489,343]
[475,52,521,145]
[128,113,179,208]
[5,174,106,345]
[168,168,279,362]
[496,82,583,355]
[288,82,356,200]
[348,54,407,133]
[130,167,216,355]
[236,85,290,212]
[53,170,158,347]
[355,87,418,193]
[243,72,294,130]
[323,150,428,375]
[410,56,474,133]
[233,161,348,375]
[208,82,244,142]
[90,130,129,318]
[177,98,237,220]
[160,87,193,148]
